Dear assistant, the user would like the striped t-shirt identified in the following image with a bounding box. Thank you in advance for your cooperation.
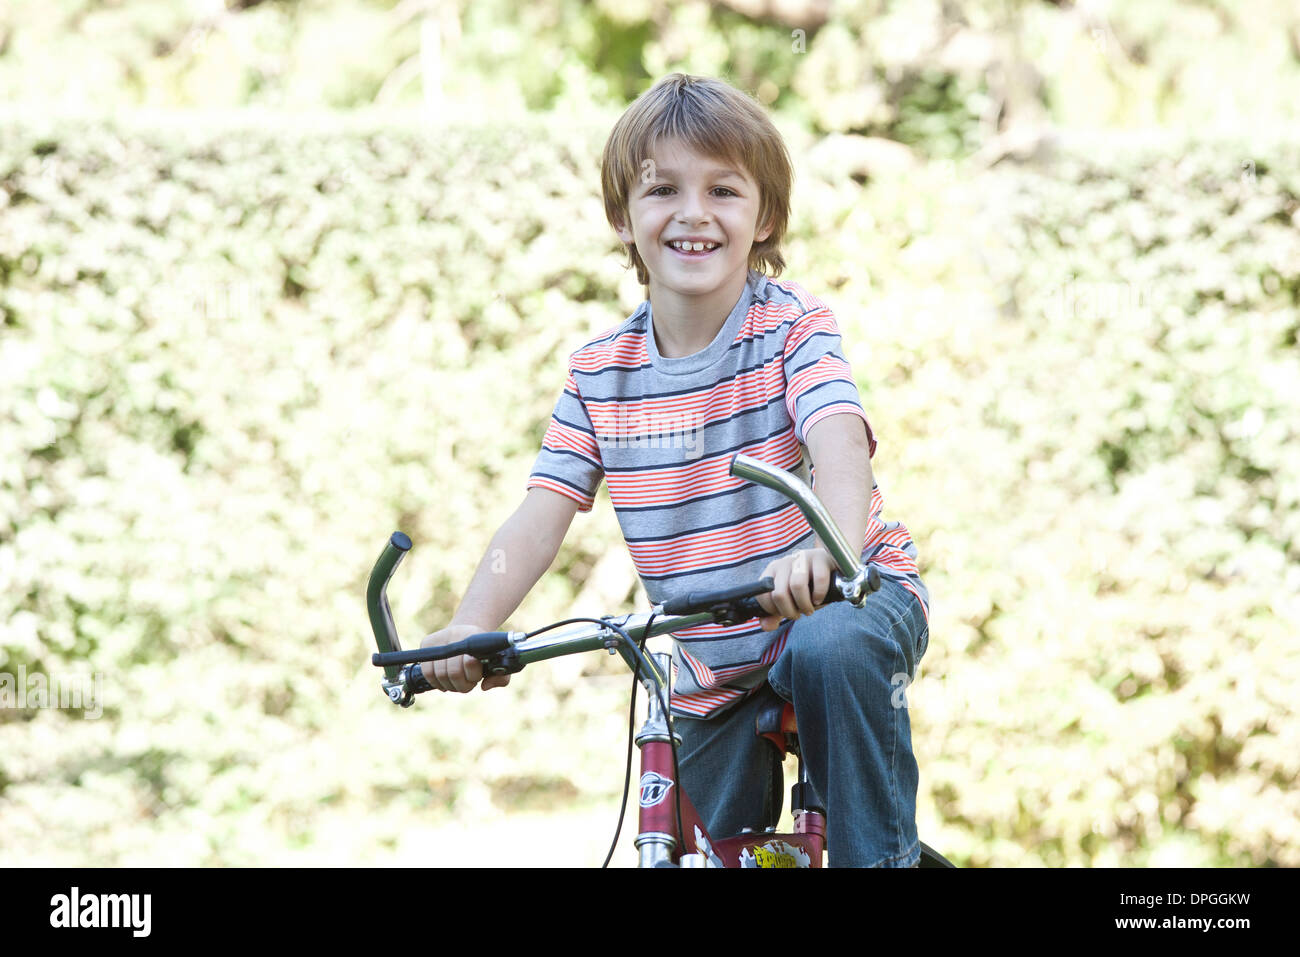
[528,271,928,718]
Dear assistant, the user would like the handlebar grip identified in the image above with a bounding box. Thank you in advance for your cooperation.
[407,663,434,694]
[372,631,513,667]
[731,568,882,621]
[866,565,881,593]
[732,572,845,620]
[661,578,776,616]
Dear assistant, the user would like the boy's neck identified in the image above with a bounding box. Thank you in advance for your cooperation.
[647,269,751,359]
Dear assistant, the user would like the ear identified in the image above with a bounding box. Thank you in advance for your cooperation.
[755,212,775,244]
[613,216,635,245]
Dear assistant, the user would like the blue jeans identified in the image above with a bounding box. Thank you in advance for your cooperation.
[676,577,930,867]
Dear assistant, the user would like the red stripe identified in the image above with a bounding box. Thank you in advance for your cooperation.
[627,503,809,574]
[897,579,930,624]
[801,403,867,442]
[585,360,785,437]
[741,301,805,336]
[672,689,746,717]
[525,476,594,510]
[769,279,828,315]
[540,419,601,460]
[605,434,802,506]
[571,331,646,370]
[787,357,854,407]
[783,310,837,354]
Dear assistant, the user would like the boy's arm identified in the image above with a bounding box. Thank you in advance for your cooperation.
[756,413,873,628]
[804,412,873,558]
[421,487,580,692]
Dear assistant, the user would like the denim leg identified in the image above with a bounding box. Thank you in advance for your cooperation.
[675,687,782,842]
[767,577,930,867]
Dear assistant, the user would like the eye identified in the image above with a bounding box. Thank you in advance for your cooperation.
[713,187,737,197]
[648,185,674,197]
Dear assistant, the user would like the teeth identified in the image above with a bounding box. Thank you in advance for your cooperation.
[672,241,718,251]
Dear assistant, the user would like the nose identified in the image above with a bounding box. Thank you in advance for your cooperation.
[674,188,711,225]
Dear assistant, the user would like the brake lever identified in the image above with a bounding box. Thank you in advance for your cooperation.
[480,646,525,678]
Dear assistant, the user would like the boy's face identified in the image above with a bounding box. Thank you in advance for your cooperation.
[615,138,772,303]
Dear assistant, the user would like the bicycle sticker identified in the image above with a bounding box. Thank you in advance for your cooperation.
[693,826,726,868]
[739,840,811,868]
[638,771,674,808]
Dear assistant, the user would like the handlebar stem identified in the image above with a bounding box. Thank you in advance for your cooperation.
[634,652,680,747]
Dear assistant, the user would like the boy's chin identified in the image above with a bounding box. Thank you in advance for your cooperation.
[651,277,729,299]
[648,263,748,295]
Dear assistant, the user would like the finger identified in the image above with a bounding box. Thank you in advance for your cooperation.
[759,613,782,632]
[770,562,799,623]
[450,654,481,694]
[811,556,832,606]
[418,637,438,688]
[756,561,778,614]
[789,551,815,616]
[463,655,484,691]
[444,654,466,693]
[481,673,511,691]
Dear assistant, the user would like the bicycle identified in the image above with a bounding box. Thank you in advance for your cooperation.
[367,452,955,868]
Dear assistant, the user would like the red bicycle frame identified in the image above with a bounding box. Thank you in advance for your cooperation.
[631,651,825,868]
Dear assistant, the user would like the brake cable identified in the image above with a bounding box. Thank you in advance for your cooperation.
[521,616,680,868]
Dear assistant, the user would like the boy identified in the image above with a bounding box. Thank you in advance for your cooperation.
[420,73,930,867]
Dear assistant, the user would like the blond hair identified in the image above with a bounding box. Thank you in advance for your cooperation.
[601,74,793,285]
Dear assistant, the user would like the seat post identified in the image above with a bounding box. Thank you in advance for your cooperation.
[791,753,826,842]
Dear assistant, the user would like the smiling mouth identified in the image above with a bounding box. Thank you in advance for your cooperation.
[667,240,721,255]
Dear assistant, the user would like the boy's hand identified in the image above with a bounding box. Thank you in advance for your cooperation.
[419,625,512,693]
[754,548,838,631]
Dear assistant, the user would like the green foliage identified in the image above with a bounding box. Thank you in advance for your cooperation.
[5,1,1299,158]
[838,134,1300,866]
[2,112,1296,865]
[0,113,637,864]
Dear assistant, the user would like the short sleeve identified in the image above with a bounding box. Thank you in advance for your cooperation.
[783,305,877,456]
[526,366,605,511]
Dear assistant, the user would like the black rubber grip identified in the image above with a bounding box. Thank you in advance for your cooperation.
[372,631,512,667]
[733,568,884,620]
[661,578,775,616]
[732,572,846,620]
[407,663,434,693]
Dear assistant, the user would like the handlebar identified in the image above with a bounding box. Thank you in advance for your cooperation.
[728,454,878,604]
[366,531,411,684]
[367,453,882,706]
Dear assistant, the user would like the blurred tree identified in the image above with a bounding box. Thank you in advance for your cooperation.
[2,0,1294,158]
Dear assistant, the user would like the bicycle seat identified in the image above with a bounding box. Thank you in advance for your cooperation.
[754,687,799,759]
